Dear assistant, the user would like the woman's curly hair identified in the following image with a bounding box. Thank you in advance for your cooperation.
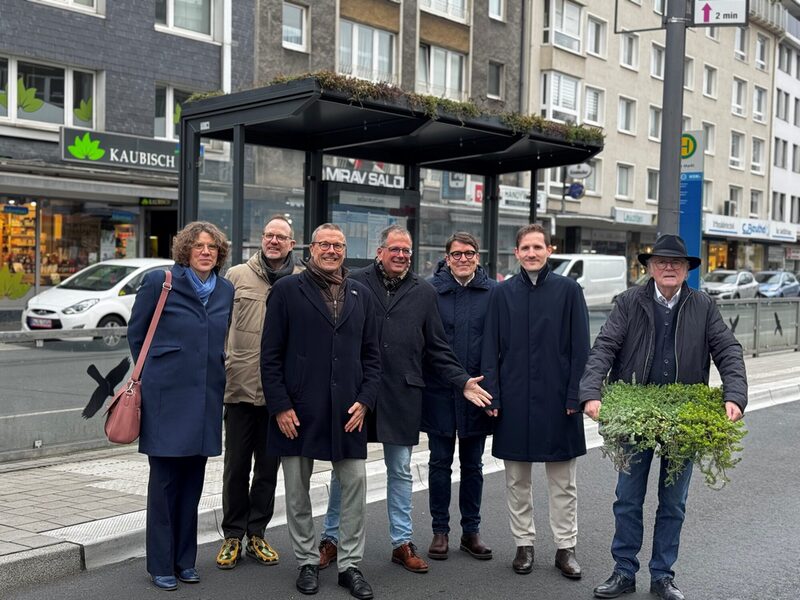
[172,221,229,269]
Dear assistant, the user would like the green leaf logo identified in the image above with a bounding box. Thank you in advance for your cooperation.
[17,78,44,113]
[173,102,182,125]
[67,132,105,160]
[0,265,31,300]
[73,97,93,123]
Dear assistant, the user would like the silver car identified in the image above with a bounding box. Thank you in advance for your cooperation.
[755,271,800,298]
[700,270,759,299]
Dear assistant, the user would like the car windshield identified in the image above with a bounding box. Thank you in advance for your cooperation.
[59,264,138,291]
[704,272,738,284]
[755,273,781,284]
[549,258,570,275]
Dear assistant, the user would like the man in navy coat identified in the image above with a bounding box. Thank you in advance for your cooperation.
[481,223,590,579]
[261,223,381,600]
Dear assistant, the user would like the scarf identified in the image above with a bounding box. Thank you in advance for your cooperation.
[187,267,217,306]
[303,257,347,322]
[375,258,408,293]
[259,251,295,285]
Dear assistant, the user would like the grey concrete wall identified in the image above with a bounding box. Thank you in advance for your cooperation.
[471,0,522,111]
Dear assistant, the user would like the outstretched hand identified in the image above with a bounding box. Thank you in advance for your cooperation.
[463,375,493,408]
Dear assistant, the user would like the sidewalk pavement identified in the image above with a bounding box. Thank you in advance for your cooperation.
[2,351,799,595]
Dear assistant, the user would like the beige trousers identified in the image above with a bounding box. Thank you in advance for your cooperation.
[503,458,578,549]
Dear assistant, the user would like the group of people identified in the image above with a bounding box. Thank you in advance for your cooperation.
[128,217,747,600]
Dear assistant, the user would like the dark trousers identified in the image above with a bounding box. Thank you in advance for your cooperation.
[428,432,486,535]
[146,455,207,577]
[221,403,280,539]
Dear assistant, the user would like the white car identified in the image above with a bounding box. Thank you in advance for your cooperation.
[700,269,759,299]
[22,258,173,348]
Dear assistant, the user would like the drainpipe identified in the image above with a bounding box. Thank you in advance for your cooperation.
[221,0,232,93]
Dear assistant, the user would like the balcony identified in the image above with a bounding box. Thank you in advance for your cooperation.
[420,0,468,23]
[750,0,788,33]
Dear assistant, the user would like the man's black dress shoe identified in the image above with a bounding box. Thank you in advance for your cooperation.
[650,577,685,600]
[593,572,636,598]
[554,547,582,579]
[338,567,374,600]
[296,564,319,595]
[512,545,534,574]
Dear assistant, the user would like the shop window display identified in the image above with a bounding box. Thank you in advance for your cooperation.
[0,203,37,285]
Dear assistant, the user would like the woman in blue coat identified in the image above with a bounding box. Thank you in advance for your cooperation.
[127,221,234,591]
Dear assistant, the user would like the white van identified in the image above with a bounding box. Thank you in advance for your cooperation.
[548,254,628,306]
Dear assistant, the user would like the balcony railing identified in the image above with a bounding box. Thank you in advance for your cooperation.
[750,0,788,32]
[337,63,398,86]
[420,0,467,22]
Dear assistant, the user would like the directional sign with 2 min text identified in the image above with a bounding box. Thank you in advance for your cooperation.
[693,0,749,27]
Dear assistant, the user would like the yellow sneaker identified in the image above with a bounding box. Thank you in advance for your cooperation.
[246,535,279,565]
[216,537,241,569]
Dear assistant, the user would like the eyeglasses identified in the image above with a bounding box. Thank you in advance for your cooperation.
[382,246,413,257]
[191,242,219,252]
[263,233,292,243]
[448,250,478,260]
[311,241,346,252]
[652,258,687,270]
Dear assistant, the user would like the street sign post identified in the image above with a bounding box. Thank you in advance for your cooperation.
[693,0,749,27]
[679,130,705,290]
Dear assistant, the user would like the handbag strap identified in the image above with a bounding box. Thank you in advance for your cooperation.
[131,270,173,382]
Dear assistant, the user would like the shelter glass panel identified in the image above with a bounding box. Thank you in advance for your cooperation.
[197,136,234,260]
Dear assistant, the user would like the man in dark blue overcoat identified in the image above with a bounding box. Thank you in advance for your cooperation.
[261,223,381,600]
[481,223,590,579]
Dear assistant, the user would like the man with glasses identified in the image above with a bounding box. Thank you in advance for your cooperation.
[319,224,492,575]
[421,232,497,562]
[580,234,747,600]
[261,223,381,599]
[216,215,301,570]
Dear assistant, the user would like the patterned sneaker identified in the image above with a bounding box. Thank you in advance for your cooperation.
[246,535,280,565]
[216,537,241,570]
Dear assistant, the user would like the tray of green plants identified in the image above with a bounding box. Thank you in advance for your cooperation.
[598,382,747,489]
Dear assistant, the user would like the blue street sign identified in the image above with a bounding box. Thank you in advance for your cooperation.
[679,131,705,289]
[567,182,584,199]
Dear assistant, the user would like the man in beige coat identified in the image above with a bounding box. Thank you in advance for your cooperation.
[216,215,302,569]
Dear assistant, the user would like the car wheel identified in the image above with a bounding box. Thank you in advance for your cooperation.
[732,293,740,299]
[97,316,125,350]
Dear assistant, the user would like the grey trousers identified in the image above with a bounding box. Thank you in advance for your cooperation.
[282,456,366,572]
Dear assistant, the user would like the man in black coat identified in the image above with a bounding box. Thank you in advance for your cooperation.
[318,225,492,575]
[580,234,746,600]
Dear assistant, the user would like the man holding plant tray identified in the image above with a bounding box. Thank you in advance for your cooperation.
[579,234,747,600]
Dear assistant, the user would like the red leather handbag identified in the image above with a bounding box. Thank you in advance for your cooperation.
[105,271,172,444]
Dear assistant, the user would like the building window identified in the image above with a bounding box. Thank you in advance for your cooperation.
[791,196,800,224]
[731,78,746,116]
[30,0,97,11]
[282,2,307,51]
[729,131,744,169]
[793,144,800,173]
[703,179,713,210]
[751,137,764,174]
[584,158,600,193]
[648,105,662,140]
[653,0,665,14]
[154,85,191,140]
[776,89,790,121]
[794,98,800,126]
[750,190,762,217]
[752,86,767,122]
[778,43,792,73]
[420,0,467,22]
[417,44,466,101]
[616,163,634,199]
[755,34,768,70]
[650,43,665,79]
[646,169,659,202]
[683,57,694,90]
[339,20,395,84]
[774,137,788,169]
[586,16,606,57]
[620,33,639,70]
[773,191,786,221]
[487,62,504,99]
[541,71,579,122]
[702,64,717,98]
[734,27,747,61]
[546,0,583,52]
[0,58,96,129]
[682,115,692,131]
[583,86,604,125]
[618,96,637,134]
[706,26,718,41]
[489,0,504,20]
[726,187,741,217]
[702,121,715,155]
[156,0,212,36]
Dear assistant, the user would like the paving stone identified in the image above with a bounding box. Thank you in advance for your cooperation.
[27,522,64,533]
[0,541,28,554]
[6,535,60,549]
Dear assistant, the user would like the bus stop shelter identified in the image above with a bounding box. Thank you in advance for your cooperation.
[179,76,603,275]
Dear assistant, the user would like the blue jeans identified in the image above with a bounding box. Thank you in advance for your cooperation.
[324,443,413,548]
[428,433,486,535]
[611,448,693,582]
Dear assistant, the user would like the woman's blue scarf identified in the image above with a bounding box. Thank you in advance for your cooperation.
[187,268,217,306]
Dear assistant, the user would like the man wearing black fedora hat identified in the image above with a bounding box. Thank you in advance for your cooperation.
[578,234,747,600]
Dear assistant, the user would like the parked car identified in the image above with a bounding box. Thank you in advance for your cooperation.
[754,271,800,298]
[700,269,759,299]
[548,254,628,305]
[21,258,173,348]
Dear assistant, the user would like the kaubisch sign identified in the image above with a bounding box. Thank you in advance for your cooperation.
[60,128,180,173]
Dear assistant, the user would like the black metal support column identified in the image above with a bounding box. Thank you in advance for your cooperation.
[304,151,324,249]
[231,125,245,266]
[404,163,421,270]
[485,174,500,279]
[529,169,538,223]
[178,119,200,227]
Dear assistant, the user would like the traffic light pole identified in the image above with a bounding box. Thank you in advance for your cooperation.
[656,0,688,236]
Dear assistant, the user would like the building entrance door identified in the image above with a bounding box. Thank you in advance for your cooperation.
[145,209,178,258]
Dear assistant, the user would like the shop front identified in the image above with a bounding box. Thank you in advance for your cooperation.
[701,213,797,273]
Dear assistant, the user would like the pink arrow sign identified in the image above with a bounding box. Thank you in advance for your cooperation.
[702,3,712,22]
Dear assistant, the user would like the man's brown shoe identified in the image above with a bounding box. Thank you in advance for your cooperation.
[555,547,582,579]
[427,533,449,560]
[391,542,429,573]
[512,545,534,574]
[318,539,337,570]
[459,533,492,560]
